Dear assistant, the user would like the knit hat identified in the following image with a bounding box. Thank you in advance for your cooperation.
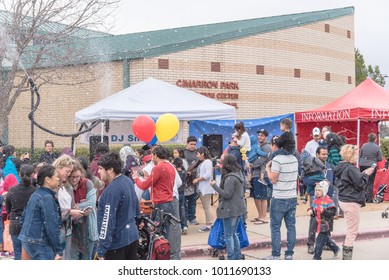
[315,180,329,196]
[2,174,19,193]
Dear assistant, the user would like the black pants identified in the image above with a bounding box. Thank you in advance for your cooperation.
[307,195,316,246]
[360,165,377,202]
[104,240,138,260]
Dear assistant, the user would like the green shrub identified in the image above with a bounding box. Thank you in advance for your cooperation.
[380,138,389,159]
[15,143,187,164]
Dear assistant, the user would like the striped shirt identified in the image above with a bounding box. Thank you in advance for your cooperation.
[271,154,298,199]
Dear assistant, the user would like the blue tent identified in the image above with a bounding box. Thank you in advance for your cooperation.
[189,113,294,151]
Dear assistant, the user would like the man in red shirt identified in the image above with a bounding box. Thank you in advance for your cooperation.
[133,145,181,254]
[134,146,176,205]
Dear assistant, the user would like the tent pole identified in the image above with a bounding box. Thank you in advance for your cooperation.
[378,121,381,146]
[293,113,298,152]
[357,118,361,166]
[101,122,104,142]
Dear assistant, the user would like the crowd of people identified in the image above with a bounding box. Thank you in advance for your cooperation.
[0,117,385,260]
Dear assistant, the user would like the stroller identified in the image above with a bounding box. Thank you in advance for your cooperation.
[137,205,180,260]
[373,184,387,204]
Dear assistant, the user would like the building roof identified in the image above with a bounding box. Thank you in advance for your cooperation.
[23,6,354,68]
[0,10,110,40]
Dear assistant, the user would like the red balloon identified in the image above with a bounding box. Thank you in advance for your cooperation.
[132,115,156,142]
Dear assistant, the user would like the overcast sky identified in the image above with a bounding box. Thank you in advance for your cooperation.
[112,0,389,86]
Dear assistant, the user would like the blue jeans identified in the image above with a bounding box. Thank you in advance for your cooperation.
[21,242,55,260]
[313,232,339,260]
[223,216,241,260]
[179,193,188,228]
[153,201,175,239]
[185,192,198,222]
[11,235,22,260]
[270,197,297,257]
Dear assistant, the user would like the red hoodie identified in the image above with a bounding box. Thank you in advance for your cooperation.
[1,174,19,215]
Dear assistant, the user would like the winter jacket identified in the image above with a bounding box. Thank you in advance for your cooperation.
[334,161,369,207]
[97,175,140,257]
[38,151,59,165]
[18,186,63,256]
[211,171,246,219]
[250,142,272,178]
[3,157,20,183]
[5,184,38,235]
[309,195,336,233]
[359,141,382,167]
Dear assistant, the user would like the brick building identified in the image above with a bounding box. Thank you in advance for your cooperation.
[8,7,355,148]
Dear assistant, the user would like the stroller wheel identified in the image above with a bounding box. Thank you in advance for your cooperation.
[373,198,379,204]
[384,212,389,219]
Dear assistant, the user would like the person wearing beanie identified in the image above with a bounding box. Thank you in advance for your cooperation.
[307,180,340,260]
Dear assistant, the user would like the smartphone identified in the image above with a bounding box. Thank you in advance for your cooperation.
[371,163,377,169]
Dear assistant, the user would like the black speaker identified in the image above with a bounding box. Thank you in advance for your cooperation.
[89,135,109,161]
[203,134,223,158]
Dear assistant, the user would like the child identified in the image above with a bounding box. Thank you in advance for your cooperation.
[172,157,188,235]
[271,118,296,159]
[307,180,340,260]
[301,148,326,202]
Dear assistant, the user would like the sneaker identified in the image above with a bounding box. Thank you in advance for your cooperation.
[308,245,315,254]
[262,255,280,260]
[189,219,199,225]
[198,226,211,232]
[333,247,340,259]
[182,227,188,235]
[284,255,293,260]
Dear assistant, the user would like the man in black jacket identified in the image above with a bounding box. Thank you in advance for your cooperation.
[359,133,382,203]
[38,140,59,164]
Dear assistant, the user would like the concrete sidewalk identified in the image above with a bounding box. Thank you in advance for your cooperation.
[180,197,389,258]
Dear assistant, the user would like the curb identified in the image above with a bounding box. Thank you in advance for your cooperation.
[181,228,389,258]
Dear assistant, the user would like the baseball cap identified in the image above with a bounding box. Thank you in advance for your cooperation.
[312,127,320,136]
[256,129,268,137]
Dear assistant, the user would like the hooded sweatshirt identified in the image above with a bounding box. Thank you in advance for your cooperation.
[248,135,267,163]
[334,161,369,207]
[211,171,246,219]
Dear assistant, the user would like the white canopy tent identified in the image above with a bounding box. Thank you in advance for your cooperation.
[74,77,237,123]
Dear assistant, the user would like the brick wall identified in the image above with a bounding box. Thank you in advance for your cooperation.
[8,15,355,148]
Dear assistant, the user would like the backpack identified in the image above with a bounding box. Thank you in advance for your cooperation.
[148,234,170,260]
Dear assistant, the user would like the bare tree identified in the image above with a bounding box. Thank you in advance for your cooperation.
[0,0,119,143]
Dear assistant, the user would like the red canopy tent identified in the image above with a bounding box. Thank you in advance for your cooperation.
[295,78,389,151]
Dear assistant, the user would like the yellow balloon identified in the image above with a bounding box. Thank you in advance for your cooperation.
[155,113,180,142]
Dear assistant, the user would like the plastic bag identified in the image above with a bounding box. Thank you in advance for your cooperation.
[207,218,225,249]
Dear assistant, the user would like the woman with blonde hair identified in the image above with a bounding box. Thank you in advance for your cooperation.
[334,144,373,260]
[52,155,84,259]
